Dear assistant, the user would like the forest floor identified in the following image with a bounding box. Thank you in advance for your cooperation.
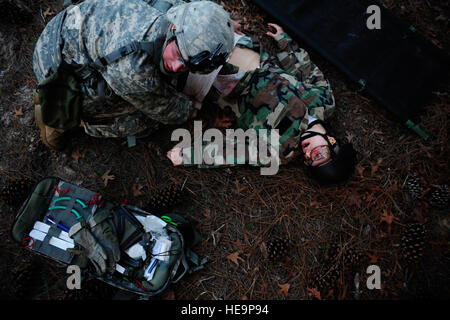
[0,0,449,300]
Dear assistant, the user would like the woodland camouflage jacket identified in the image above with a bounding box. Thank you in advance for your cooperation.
[182,31,336,168]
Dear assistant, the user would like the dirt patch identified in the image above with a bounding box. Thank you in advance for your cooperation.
[0,0,449,300]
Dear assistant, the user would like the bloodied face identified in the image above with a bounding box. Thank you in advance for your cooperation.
[301,132,338,167]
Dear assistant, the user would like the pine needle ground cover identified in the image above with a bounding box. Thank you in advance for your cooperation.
[0,0,448,300]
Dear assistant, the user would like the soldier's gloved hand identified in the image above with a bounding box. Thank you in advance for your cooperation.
[88,208,121,272]
[68,221,108,274]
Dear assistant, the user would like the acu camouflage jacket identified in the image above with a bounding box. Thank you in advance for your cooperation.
[33,0,192,138]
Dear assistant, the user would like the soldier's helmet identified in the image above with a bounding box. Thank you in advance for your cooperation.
[309,141,357,184]
[166,1,234,74]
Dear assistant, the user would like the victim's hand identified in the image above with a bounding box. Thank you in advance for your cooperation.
[232,19,244,35]
[266,23,284,38]
[166,147,183,166]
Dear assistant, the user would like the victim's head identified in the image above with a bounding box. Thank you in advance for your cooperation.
[300,122,356,184]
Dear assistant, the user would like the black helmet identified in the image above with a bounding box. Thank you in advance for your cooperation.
[309,141,357,183]
[299,120,357,184]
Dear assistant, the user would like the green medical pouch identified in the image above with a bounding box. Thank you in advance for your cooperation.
[36,62,82,130]
[10,177,204,297]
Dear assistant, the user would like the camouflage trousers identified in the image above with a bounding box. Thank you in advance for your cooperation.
[77,81,161,138]
[33,85,161,144]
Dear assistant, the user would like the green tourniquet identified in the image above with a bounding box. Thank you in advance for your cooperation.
[49,205,67,210]
[71,209,82,220]
[48,205,82,220]
[76,199,88,208]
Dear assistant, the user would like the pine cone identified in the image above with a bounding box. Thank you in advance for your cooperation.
[267,237,290,262]
[0,177,34,207]
[405,174,424,200]
[401,222,427,265]
[324,243,340,263]
[342,247,363,268]
[145,184,184,214]
[430,185,449,209]
[310,265,340,291]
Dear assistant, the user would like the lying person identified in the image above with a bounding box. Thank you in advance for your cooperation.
[167,23,357,183]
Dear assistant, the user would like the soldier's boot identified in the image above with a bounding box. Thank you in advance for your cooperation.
[33,94,67,151]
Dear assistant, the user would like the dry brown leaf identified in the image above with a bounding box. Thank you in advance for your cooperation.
[132,183,144,197]
[163,290,175,300]
[356,164,365,179]
[307,287,321,299]
[365,193,375,203]
[326,289,334,299]
[277,283,290,297]
[310,200,321,208]
[101,169,115,187]
[13,107,23,117]
[367,252,378,264]
[380,209,399,233]
[370,159,383,177]
[380,209,399,225]
[380,210,393,225]
[226,251,244,266]
[258,282,268,293]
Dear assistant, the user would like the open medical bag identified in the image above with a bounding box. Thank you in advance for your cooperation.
[10,177,204,296]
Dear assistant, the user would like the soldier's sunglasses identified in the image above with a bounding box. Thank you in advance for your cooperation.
[186,43,228,73]
[170,24,227,73]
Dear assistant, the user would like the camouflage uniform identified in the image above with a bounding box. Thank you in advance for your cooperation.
[33,0,193,138]
[182,32,335,167]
